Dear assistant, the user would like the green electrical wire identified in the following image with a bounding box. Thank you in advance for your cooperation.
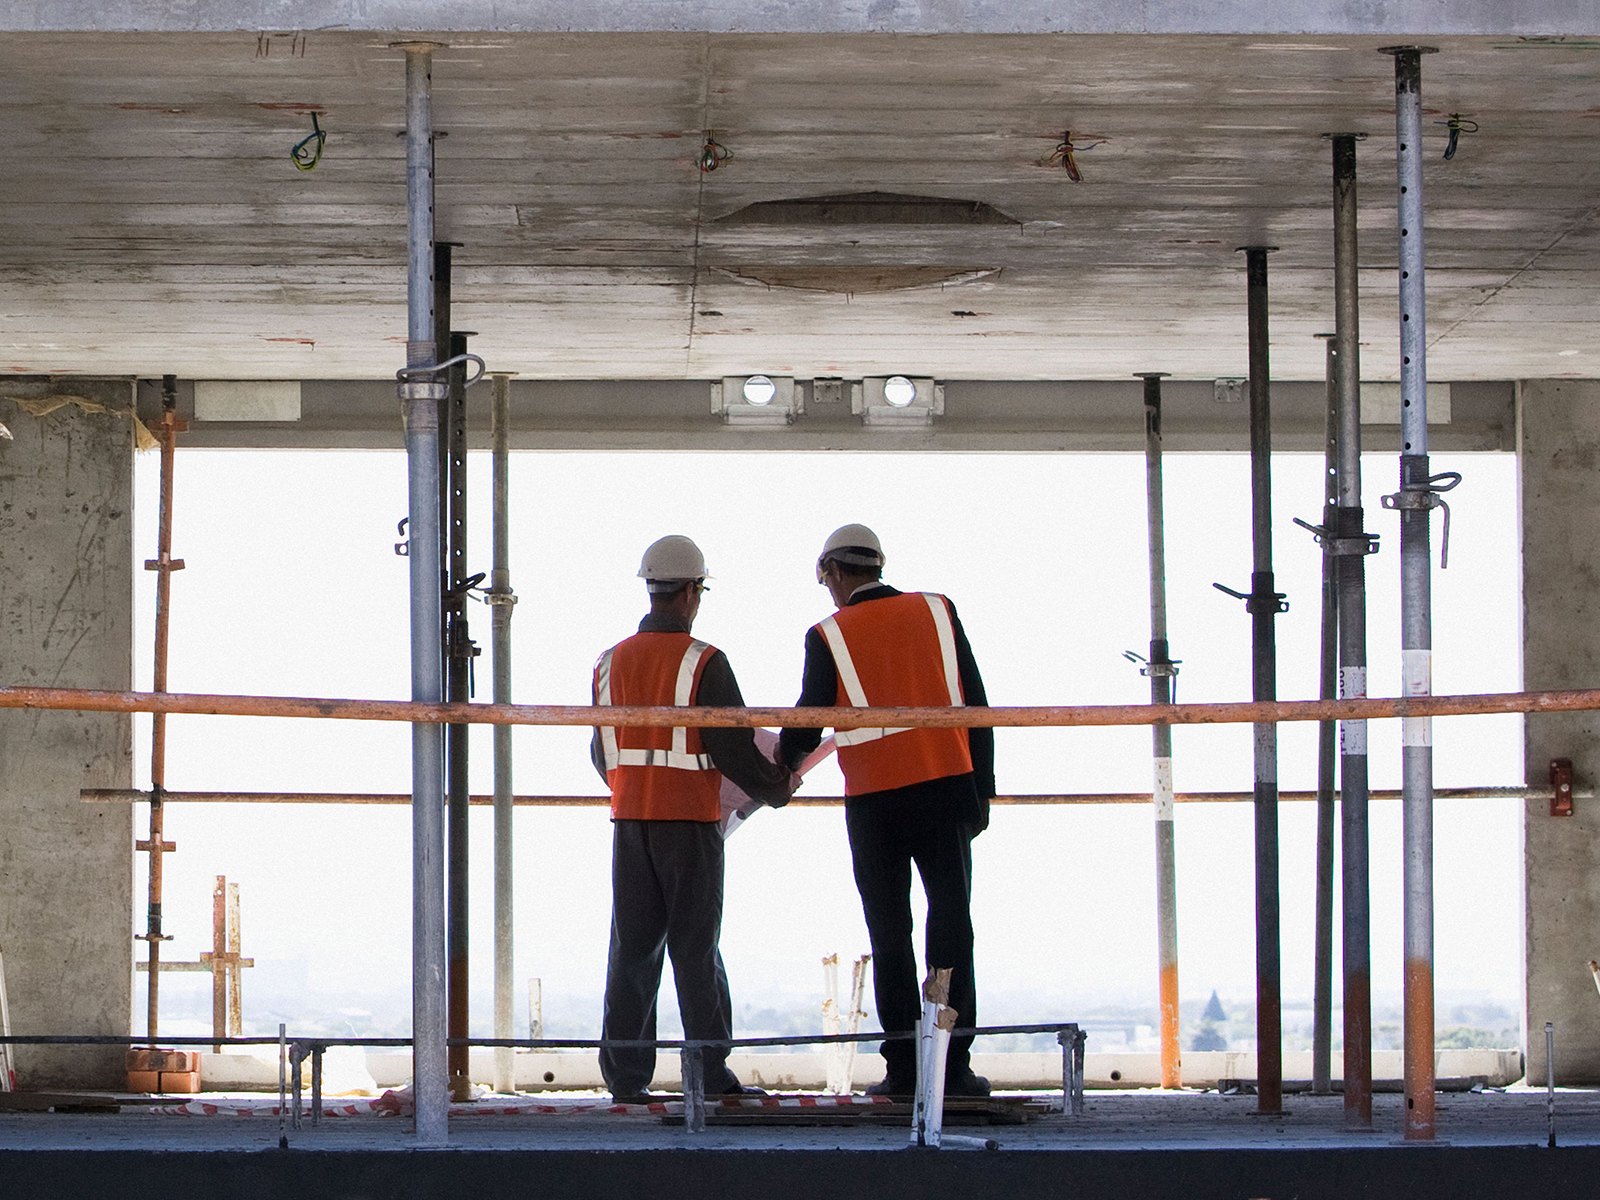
[291,112,326,171]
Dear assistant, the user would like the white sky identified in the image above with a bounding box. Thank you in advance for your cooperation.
[129,447,1524,1040]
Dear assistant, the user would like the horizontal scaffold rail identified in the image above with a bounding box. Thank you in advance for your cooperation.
[2,683,1598,728]
[81,786,1570,807]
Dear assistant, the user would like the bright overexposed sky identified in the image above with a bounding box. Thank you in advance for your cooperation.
[129,446,1523,1043]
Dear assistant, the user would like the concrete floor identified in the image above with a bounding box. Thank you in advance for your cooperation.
[1,1088,1595,1151]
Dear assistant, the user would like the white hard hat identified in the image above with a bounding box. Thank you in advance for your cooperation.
[638,535,710,593]
[817,523,885,578]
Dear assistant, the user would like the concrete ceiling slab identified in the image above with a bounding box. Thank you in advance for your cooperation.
[0,31,1598,382]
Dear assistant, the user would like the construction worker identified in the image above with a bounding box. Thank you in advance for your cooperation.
[778,524,995,1097]
[592,534,795,1103]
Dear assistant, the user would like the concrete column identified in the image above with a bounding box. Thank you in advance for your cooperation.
[0,379,133,1088]
[1522,378,1600,1085]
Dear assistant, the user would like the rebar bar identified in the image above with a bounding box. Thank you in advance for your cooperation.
[490,373,517,1095]
[1384,43,1440,1142]
[398,39,449,1147]
[1243,245,1283,1116]
[1138,372,1181,1090]
[1331,129,1375,1131]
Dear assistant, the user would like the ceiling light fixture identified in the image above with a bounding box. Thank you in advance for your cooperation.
[742,374,778,405]
[714,376,801,426]
[882,375,916,407]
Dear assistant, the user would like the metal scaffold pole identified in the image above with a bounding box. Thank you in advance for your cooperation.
[1382,43,1446,1142]
[442,297,479,1099]
[397,40,449,1146]
[1136,372,1182,1089]
[1242,245,1283,1115]
[1330,129,1376,1130]
[489,372,518,1095]
[1311,334,1338,1097]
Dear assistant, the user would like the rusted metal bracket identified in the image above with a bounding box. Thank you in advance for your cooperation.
[1550,758,1574,817]
[1213,581,1288,615]
[1292,516,1379,557]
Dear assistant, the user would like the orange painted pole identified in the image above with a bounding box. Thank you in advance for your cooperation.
[10,685,1600,729]
[137,377,185,1044]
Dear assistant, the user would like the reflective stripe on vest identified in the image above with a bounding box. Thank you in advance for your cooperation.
[819,592,964,747]
[596,639,715,771]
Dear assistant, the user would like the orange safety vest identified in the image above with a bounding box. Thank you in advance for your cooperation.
[815,592,973,796]
[594,632,723,822]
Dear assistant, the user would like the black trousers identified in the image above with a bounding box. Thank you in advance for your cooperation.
[600,819,739,1096]
[845,779,977,1081]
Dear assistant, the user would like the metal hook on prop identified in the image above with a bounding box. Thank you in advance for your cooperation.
[1382,470,1462,568]
[396,353,488,387]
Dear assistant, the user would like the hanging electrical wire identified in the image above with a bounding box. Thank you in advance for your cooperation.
[698,134,732,173]
[291,112,326,171]
[1041,131,1105,182]
[1438,113,1478,160]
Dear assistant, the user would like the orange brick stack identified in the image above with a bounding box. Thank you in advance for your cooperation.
[126,1048,201,1094]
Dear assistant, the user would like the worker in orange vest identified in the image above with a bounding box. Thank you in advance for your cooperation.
[592,535,796,1103]
[779,524,995,1097]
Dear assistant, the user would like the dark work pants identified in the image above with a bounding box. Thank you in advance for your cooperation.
[845,786,977,1082]
[601,819,739,1097]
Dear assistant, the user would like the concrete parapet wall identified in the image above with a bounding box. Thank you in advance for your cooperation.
[200,1047,1524,1092]
[0,380,134,1088]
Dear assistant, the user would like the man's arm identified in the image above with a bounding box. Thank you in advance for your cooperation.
[590,727,610,787]
[778,625,835,771]
[947,599,996,802]
[696,650,794,807]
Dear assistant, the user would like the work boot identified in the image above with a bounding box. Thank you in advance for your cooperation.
[944,1069,991,1097]
[866,1075,914,1097]
[611,1088,656,1105]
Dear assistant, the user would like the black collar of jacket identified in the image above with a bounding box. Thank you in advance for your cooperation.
[846,583,902,606]
[637,611,693,633]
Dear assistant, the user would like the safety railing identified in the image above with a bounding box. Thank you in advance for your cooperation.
[4,683,1600,729]
[0,1023,1087,1141]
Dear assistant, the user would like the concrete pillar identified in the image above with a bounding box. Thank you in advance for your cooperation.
[1521,378,1600,1085]
[0,380,133,1088]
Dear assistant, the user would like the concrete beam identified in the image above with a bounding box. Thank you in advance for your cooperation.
[0,380,133,1089]
[1521,377,1600,1085]
[4,1,1598,35]
[123,377,1516,454]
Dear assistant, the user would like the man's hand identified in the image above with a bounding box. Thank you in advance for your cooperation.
[764,770,802,809]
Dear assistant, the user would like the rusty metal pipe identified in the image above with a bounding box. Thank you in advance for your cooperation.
[1243,244,1283,1116]
[140,375,183,1044]
[1312,335,1338,1097]
[83,785,1578,807]
[1384,42,1441,1142]
[1331,128,1375,1130]
[1138,372,1182,1090]
[14,685,1600,729]
[489,372,516,1095]
[398,39,449,1147]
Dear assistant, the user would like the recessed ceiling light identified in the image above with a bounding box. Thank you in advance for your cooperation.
[883,376,917,407]
[742,375,777,405]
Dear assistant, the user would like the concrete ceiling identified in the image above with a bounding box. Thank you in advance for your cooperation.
[3,30,1600,382]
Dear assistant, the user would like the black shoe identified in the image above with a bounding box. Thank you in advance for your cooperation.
[611,1089,655,1104]
[944,1070,991,1097]
[866,1076,914,1097]
[720,1083,769,1097]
